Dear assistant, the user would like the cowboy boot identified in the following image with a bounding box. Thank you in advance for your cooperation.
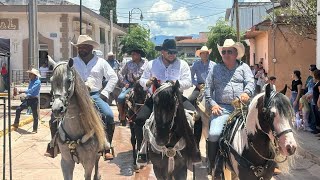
[105,123,115,160]
[194,119,202,148]
[207,140,223,179]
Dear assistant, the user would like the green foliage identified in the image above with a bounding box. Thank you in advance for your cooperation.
[120,25,157,60]
[206,19,237,62]
[100,0,117,23]
[273,0,316,40]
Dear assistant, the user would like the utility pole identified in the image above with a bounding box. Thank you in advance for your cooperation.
[80,0,82,35]
[28,0,38,69]
[235,0,240,42]
[110,10,113,53]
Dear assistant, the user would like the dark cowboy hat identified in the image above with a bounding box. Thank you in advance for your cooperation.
[155,39,177,52]
[127,48,146,57]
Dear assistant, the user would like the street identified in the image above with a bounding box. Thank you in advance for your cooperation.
[1,102,320,180]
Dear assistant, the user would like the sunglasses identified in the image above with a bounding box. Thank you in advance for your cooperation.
[165,50,178,55]
[221,50,233,55]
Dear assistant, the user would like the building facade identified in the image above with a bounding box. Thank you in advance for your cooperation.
[0,4,126,72]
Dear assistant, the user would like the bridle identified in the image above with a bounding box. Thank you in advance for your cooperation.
[153,82,179,131]
[52,62,75,113]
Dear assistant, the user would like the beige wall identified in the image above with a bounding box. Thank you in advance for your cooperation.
[254,31,269,72]
[267,25,316,92]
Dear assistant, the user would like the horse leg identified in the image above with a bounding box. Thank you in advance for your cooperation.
[129,122,138,168]
[153,164,167,180]
[93,156,101,180]
[83,159,96,180]
[173,164,187,180]
[61,159,75,180]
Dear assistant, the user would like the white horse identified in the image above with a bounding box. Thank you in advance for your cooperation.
[50,58,108,180]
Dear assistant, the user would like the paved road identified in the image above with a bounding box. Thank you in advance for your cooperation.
[1,90,320,179]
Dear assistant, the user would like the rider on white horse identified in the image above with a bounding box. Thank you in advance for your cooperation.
[136,39,197,164]
[205,39,255,178]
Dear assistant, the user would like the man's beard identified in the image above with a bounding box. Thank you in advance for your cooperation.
[78,51,91,58]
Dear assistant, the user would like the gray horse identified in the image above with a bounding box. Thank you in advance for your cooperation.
[50,58,108,180]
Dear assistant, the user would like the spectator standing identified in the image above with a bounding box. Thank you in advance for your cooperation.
[1,63,8,90]
[289,70,302,115]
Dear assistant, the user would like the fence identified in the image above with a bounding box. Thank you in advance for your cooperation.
[11,70,53,85]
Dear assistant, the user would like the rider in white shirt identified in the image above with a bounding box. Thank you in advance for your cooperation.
[72,35,118,160]
[136,39,197,164]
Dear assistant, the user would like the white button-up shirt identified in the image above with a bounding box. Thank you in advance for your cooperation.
[140,56,192,92]
[73,55,118,98]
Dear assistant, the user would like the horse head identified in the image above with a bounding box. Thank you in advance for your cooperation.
[50,58,76,118]
[259,84,297,156]
[152,81,180,146]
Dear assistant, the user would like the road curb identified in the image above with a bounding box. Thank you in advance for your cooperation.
[0,116,33,138]
[297,146,320,166]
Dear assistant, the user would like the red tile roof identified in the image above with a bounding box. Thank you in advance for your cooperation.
[176,38,208,44]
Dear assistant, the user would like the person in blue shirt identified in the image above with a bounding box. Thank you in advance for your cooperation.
[13,68,41,133]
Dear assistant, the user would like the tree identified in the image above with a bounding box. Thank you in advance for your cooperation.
[273,0,316,40]
[100,0,117,23]
[120,25,156,60]
[206,19,237,62]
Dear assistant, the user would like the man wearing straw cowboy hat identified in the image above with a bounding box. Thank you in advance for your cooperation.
[13,68,41,133]
[189,46,215,147]
[205,39,255,178]
[71,35,118,160]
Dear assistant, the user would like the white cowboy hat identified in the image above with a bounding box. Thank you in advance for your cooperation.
[71,35,100,49]
[26,68,41,78]
[107,52,114,56]
[195,46,212,57]
[217,39,245,59]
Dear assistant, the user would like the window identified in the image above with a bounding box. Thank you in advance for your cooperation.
[100,28,105,44]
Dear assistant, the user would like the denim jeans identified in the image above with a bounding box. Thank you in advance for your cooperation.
[14,98,39,131]
[117,88,132,104]
[90,91,114,124]
[208,104,234,142]
[290,91,299,113]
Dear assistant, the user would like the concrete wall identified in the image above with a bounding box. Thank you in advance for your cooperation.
[253,31,269,71]
[268,25,316,92]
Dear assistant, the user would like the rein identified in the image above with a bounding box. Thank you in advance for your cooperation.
[222,92,292,179]
[52,62,94,163]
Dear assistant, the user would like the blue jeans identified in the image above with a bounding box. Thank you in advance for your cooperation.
[290,91,299,113]
[208,104,234,142]
[117,88,132,104]
[90,91,114,125]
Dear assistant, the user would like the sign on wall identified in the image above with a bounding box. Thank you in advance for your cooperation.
[0,18,19,30]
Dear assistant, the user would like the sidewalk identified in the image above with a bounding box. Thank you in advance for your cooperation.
[295,130,320,165]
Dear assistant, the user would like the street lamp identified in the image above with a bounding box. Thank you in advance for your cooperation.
[128,8,144,33]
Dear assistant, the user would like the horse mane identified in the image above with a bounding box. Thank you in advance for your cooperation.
[233,91,296,174]
[53,64,106,150]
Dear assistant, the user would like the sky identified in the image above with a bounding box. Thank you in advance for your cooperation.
[67,0,270,36]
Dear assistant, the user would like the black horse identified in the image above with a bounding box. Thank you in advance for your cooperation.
[125,81,148,169]
[145,81,201,179]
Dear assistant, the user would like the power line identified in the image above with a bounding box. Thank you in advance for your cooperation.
[117,11,225,22]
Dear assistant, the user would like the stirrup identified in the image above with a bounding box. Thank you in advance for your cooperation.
[136,153,147,166]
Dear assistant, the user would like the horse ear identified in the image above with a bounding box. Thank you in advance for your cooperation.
[68,58,74,68]
[174,80,180,91]
[47,55,57,67]
[279,84,287,95]
[265,83,272,102]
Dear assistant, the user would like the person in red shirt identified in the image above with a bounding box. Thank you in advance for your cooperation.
[1,63,8,90]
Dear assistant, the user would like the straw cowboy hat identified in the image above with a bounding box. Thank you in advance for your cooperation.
[71,35,100,49]
[107,52,114,56]
[26,68,41,77]
[217,39,245,59]
[196,46,212,57]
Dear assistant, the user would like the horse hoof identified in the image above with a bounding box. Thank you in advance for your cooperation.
[93,175,101,180]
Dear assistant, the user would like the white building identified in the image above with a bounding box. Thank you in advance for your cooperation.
[0,3,126,72]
